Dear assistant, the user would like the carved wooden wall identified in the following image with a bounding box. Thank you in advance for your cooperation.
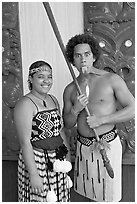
[2,2,23,160]
[84,2,135,164]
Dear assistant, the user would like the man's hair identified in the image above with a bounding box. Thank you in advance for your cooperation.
[66,34,100,64]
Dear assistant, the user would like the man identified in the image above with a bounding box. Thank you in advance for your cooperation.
[62,34,135,202]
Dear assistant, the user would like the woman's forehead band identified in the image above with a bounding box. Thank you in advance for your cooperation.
[29,66,52,75]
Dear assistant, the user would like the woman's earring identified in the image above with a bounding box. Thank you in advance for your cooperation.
[28,76,33,90]
[28,76,32,82]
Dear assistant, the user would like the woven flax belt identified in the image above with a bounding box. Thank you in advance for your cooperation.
[77,126,117,147]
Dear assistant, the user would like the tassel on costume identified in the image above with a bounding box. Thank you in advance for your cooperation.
[92,177,96,199]
[86,160,89,180]
[53,159,72,173]
[47,188,57,202]
[77,156,79,177]
[97,159,101,183]
[83,174,86,196]
[66,175,73,188]
[80,144,82,161]
[103,178,105,201]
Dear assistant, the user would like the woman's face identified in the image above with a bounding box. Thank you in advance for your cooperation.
[31,65,53,94]
[73,43,95,73]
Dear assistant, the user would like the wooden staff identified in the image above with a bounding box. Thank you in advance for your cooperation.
[42,2,114,179]
[42,2,97,132]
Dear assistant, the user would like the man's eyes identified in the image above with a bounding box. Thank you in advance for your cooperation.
[84,52,91,57]
[74,54,80,58]
[74,53,91,58]
[85,53,90,56]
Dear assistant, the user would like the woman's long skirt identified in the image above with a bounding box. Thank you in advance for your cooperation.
[18,149,70,202]
[74,133,122,202]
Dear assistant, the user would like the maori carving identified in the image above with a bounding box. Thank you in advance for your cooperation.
[2,2,23,159]
[84,2,135,164]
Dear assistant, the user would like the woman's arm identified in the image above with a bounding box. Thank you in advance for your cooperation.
[14,97,43,193]
[60,127,71,162]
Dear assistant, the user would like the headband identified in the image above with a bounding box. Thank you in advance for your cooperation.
[29,66,52,75]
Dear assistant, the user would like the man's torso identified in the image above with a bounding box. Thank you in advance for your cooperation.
[71,72,117,137]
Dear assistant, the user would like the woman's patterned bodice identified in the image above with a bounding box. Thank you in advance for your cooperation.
[31,108,63,142]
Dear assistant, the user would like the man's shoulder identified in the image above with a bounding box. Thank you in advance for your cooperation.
[97,69,112,76]
[91,68,114,78]
[64,81,75,91]
[102,72,124,86]
[95,70,123,86]
[100,70,119,79]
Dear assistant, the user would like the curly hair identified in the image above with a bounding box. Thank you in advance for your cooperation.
[28,60,52,90]
[65,34,100,65]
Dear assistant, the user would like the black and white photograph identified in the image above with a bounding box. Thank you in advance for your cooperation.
[2,1,135,202]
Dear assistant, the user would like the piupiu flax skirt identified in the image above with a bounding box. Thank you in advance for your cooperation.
[18,149,70,202]
[74,129,122,202]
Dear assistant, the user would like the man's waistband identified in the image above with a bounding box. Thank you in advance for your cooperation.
[77,126,117,147]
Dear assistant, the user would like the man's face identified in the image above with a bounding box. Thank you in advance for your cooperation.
[73,43,95,73]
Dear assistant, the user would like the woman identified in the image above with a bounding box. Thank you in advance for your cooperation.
[14,60,72,202]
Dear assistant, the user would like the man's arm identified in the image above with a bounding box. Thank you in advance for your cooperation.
[105,74,135,123]
[62,84,89,129]
[62,86,78,129]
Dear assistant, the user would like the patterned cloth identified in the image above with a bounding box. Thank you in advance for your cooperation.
[74,127,122,202]
[18,96,70,202]
[31,108,63,142]
[18,149,70,202]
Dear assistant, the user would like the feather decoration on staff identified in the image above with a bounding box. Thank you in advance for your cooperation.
[42,2,114,179]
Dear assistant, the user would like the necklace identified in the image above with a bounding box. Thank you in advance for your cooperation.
[31,93,47,107]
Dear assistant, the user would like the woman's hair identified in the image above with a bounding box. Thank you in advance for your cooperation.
[28,60,52,90]
[66,34,100,65]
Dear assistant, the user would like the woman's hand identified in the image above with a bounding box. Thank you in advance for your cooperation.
[30,173,44,194]
[66,149,71,163]
[86,115,105,129]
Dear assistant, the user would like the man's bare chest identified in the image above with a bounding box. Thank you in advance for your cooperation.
[84,76,112,98]
[71,75,113,104]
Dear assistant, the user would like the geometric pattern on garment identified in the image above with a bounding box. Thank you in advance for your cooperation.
[18,149,70,202]
[101,131,116,142]
[31,110,63,142]
[77,127,117,147]
[36,112,54,138]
